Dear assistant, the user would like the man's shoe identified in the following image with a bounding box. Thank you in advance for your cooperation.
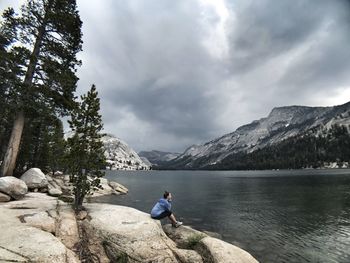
[173,221,183,228]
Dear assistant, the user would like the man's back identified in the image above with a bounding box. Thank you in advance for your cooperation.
[150,191,182,227]
[151,198,171,217]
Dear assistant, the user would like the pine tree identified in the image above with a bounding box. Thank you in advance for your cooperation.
[14,114,66,174]
[46,118,66,174]
[67,85,106,211]
[0,0,82,177]
[0,12,23,161]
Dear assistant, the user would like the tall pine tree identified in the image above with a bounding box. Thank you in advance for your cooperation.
[0,12,23,162]
[0,0,82,177]
[67,85,106,211]
[15,114,66,174]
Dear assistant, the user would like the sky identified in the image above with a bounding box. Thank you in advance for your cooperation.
[1,0,350,153]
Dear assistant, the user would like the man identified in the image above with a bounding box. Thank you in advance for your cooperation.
[151,191,183,228]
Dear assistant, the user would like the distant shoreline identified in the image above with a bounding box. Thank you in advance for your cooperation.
[147,167,350,172]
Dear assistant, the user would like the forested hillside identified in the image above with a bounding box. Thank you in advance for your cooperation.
[207,125,350,170]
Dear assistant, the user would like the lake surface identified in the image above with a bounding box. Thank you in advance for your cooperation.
[93,169,350,263]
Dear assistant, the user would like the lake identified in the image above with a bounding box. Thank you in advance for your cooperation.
[93,169,350,263]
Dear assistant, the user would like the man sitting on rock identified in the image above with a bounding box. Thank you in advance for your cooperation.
[151,191,183,228]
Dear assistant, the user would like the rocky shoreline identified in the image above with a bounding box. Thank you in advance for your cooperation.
[0,169,258,263]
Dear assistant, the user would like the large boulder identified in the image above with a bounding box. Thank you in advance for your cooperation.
[83,203,179,262]
[48,187,62,197]
[0,192,11,202]
[163,225,259,263]
[0,176,28,199]
[89,178,116,197]
[20,168,48,189]
[97,178,114,195]
[196,237,259,263]
[88,178,129,198]
[109,181,128,194]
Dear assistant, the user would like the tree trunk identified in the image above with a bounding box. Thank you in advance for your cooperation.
[74,190,83,211]
[0,18,47,177]
[0,111,25,177]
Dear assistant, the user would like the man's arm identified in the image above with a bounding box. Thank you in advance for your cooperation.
[161,199,172,211]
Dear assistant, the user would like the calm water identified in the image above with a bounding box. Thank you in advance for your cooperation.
[93,169,350,263]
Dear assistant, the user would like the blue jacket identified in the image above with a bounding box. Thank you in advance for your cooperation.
[151,198,171,217]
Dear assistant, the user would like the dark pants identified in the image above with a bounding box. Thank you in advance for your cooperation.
[151,210,172,220]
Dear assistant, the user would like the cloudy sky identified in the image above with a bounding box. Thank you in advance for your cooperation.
[1,0,350,152]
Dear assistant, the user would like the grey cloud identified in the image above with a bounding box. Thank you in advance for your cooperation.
[47,0,350,151]
[223,0,350,109]
[76,0,227,151]
[228,0,339,73]
[1,0,349,152]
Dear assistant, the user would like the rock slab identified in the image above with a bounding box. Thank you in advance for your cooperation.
[56,205,79,249]
[0,225,68,263]
[163,224,207,249]
[83,203,179,262]
[48,187,63,197]
[109,181,128,194]
[163,224,259,263]
[0,193,78,263]
[197,237,259,263]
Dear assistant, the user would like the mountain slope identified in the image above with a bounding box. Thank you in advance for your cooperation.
[103,134,150,170]
[210,124,350,170]
[163,101,350,169]
[138,150,180,165]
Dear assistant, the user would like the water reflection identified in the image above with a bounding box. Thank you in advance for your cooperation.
[93,170,350,263]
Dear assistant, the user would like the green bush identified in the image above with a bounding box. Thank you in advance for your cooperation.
[185,234,206,249]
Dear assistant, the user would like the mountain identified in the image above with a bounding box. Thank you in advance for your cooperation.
[65,131,150,170]
[102,134,150,170]
[214,124,350,170]
[163,101,350,169]
[138,150,180,166]
[140,157,152,167]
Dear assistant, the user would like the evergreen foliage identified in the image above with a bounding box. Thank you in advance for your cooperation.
[66,85,106,211]
[15,114,66,174]
[0,0,82,177]
[0,13,22,161]
[1,0,82,113]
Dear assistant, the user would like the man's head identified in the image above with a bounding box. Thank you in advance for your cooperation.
[164,191,172,200]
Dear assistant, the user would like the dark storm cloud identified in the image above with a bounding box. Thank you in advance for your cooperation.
[76,0,228,151]
[50,0,350,151]
[228,0,330,73]
[222,0,350,118]
[1,0,349,152]
[228,0,350,93]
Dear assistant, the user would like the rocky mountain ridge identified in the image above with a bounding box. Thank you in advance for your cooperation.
[65,131,150,170]
[164,101,350,169]
[138,150,180,165]
[102,134,150,170]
